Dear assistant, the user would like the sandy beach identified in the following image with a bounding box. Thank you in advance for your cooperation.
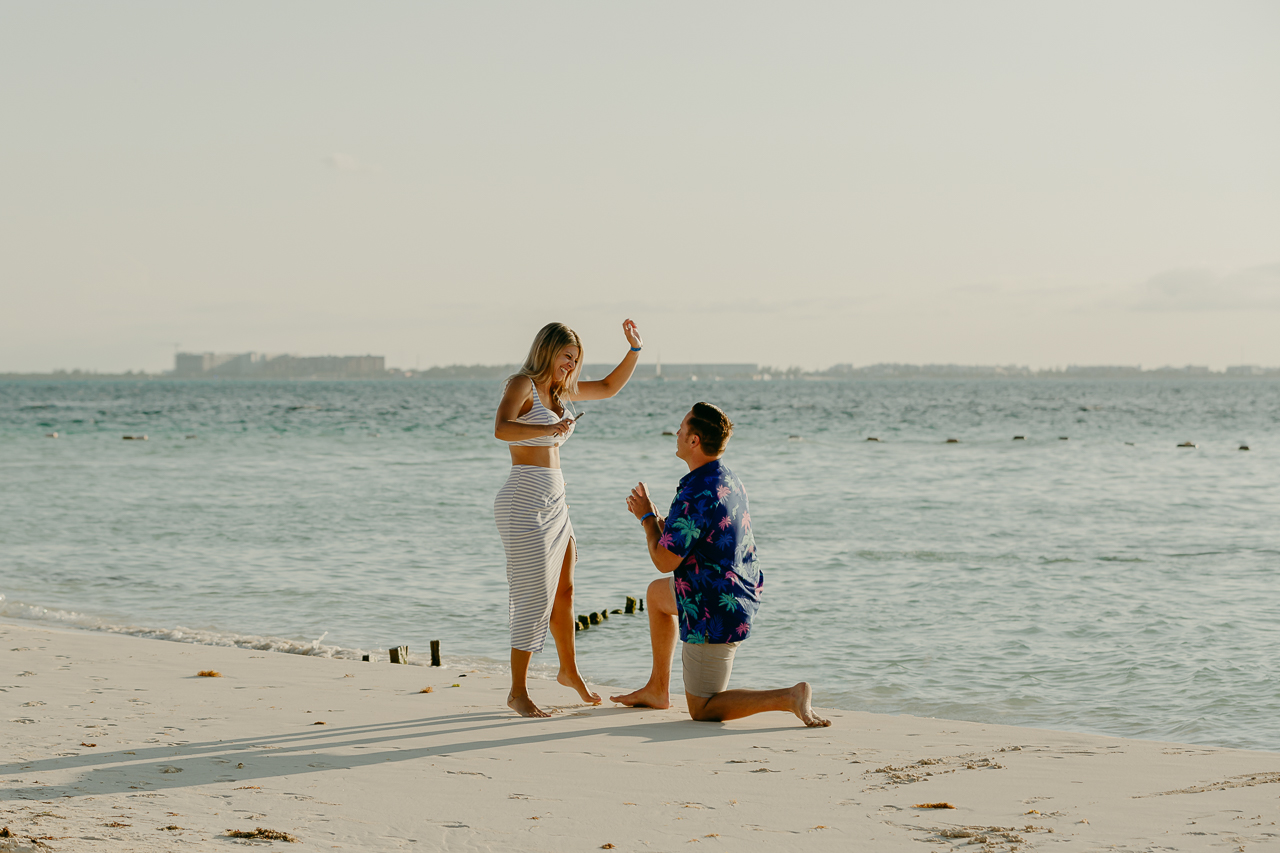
[3,619,1278,852]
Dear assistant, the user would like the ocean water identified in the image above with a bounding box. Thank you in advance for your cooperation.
[2,378,1278,751]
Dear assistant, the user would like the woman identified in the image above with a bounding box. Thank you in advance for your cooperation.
[494,319,643,717]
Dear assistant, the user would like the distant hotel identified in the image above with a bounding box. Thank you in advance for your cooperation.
[582,363,763,381]
[407,363,772,380]
[174,352,385,379]
[159,355,1280,382]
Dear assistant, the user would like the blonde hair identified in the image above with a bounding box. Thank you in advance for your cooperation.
[510,322,583,402]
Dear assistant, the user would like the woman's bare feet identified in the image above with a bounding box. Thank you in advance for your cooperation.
[608,683,672,710]
[557,669,602,705]
[790,682,830,727]
[508,692,551,718]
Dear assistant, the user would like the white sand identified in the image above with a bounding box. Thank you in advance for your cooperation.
[3,619,1278,852]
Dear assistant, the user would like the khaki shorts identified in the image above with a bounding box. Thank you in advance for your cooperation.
[669,576,741,698]
[681,641,739,698]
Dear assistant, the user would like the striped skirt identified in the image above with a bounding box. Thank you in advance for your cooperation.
[494,465,574,653]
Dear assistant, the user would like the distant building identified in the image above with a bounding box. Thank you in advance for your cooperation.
[1146,365,1212,376]
[820,363,1034,379]
[400,363,764,381]
[411,364,520,380]
[174,352,385,379]
[174,352,250,375]
[1060,365,1144,378]
[581,363,760,381]
[260,355,385,379]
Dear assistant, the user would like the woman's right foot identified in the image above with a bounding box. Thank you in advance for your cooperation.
[557,669,602,705]
[508,692,551,718]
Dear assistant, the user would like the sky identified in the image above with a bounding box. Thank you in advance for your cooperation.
[2,2,1278,373]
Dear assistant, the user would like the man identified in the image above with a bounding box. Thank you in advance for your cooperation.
[610,402,830,727]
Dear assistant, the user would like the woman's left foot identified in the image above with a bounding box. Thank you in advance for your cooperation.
[557,669,602,705]
[508,692,551,718]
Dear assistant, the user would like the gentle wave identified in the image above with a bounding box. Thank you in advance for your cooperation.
[0,593,501,672]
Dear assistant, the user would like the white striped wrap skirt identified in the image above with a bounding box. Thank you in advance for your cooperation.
[494,465,574,653]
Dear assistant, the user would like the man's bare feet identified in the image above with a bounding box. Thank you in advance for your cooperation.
[557,670,602,705]
[508,692,551,718]
[609,684,672,710]
[790,682,830,727]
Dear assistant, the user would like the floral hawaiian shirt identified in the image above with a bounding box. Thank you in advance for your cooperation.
[660,460,762,645]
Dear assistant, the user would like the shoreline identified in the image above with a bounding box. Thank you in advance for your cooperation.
[5,612,1270,754]
[4,619,1279,851]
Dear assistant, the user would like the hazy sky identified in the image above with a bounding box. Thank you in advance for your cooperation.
[2,2,1277,373]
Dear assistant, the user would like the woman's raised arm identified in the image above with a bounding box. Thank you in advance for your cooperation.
[572,319,643,402]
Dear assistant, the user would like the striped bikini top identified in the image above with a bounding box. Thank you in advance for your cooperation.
[509,381,575,447]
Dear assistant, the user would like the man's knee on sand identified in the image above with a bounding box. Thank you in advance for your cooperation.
[681,641,737,718]
[685,693,719,722]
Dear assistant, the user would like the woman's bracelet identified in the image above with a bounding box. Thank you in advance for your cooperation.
[630,346,642,352]
[639,512,655,523]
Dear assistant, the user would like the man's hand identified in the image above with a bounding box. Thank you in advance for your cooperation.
[627,481,658,521]
[629,481,682,574]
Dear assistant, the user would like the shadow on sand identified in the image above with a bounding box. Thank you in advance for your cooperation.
[1,704,800,799]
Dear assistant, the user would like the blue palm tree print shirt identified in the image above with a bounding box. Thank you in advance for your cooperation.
[660,459,762,644]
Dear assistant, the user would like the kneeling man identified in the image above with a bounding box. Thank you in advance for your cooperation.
[611,402,829,727]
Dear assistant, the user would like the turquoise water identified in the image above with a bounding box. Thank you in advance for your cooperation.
[2,379,1278,750]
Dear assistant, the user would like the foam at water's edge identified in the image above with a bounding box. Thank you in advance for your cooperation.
[0,593,506,674]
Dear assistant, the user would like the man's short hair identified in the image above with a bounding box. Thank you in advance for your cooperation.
[688,402,734,456]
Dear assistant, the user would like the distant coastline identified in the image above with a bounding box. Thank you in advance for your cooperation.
[4,362,1280,381]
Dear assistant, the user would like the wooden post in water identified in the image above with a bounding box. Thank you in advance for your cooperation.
[429,640,441,667]
[624,596,638,614]
[577,615,590,630]
[388,646,409,664]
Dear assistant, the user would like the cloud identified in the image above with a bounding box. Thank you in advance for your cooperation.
[322,152,377,173]
[1133,263,1280,312]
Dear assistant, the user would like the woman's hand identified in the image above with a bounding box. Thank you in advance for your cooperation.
[549,417,574,438]
[623,319,642,350]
